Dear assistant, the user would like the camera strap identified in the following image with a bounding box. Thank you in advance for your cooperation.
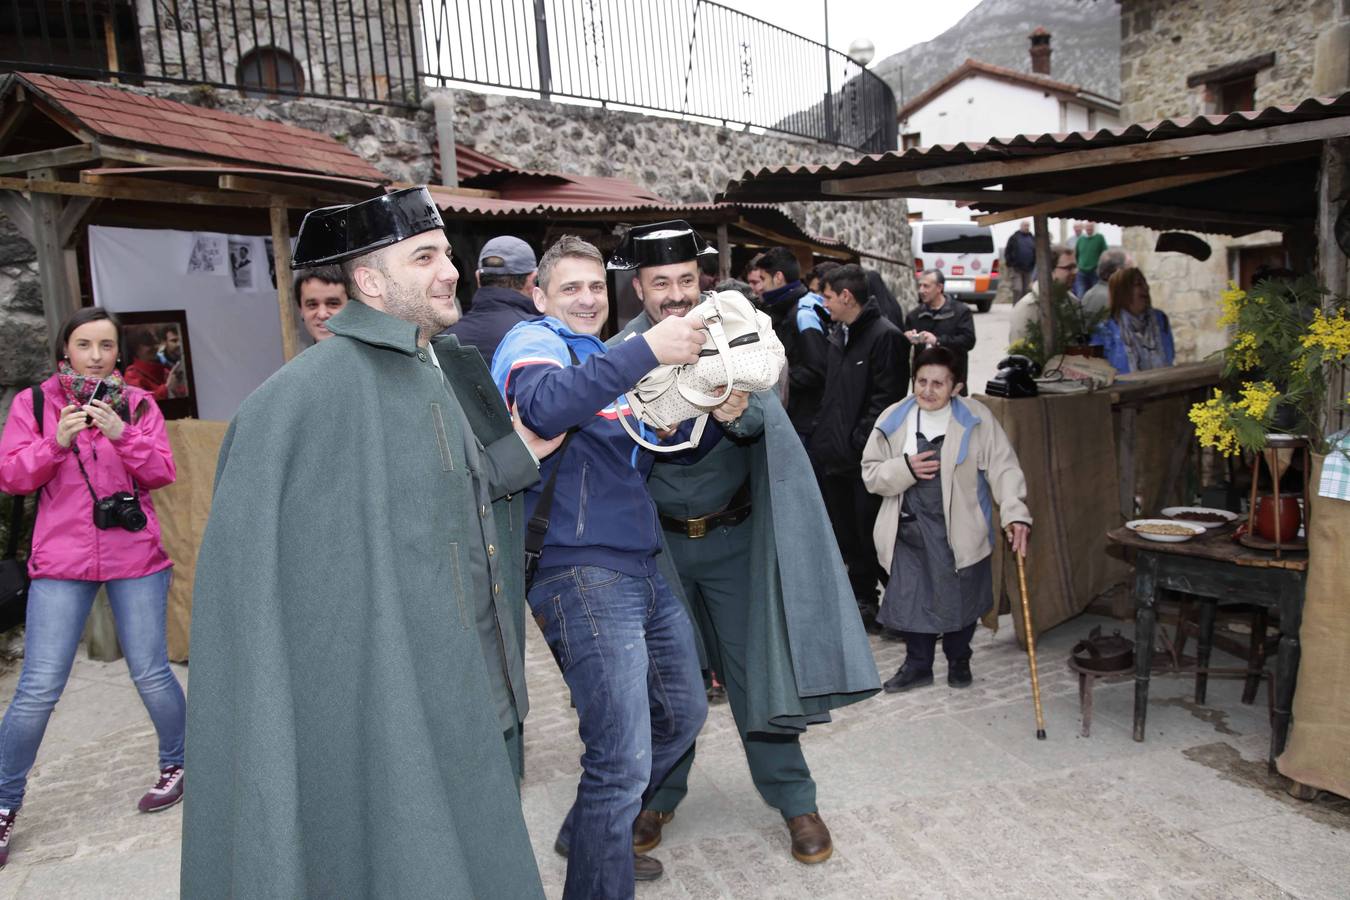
[70,442,140,506]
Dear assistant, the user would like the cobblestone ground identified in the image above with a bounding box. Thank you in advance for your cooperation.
[1,610,1347,898]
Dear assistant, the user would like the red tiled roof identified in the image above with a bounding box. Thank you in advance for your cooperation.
[16,72,386,182]
[897,58,1118,122]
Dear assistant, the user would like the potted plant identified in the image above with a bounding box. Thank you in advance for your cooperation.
[1188,277,1350,546]
[1008,282,1108,367]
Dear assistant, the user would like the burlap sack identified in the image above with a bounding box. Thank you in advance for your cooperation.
[1276,453,1350,799]
[151,419,228,662]
[982,392,1130,645]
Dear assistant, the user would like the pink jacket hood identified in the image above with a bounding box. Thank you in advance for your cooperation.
[0,374,175,581]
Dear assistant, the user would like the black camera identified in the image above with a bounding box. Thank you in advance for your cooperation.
[94,492,148,532]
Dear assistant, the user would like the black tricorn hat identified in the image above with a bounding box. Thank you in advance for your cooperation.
[607,219,719,271]
[292,186,444,267]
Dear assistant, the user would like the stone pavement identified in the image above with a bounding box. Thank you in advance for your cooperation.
[1,609,1347,898]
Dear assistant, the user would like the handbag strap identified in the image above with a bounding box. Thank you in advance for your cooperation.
[5,386,43,561]
[615,402,707,454]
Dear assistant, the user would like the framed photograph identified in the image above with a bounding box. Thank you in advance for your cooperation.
[117,310,199,420]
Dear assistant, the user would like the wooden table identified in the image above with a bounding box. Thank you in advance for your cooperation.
[1106,525,1307,767]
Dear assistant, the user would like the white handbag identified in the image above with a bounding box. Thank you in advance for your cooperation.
[617,290,787,453]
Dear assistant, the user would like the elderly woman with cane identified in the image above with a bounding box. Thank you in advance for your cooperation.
[862,346,1032,693]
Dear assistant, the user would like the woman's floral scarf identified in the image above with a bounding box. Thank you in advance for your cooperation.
[57,361,128,416]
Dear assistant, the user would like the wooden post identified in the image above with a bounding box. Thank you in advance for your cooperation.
[1317,138,1349,433]
[716,223,730,281]
[86,587,122,662]
[1033,214,1056,354]
[271,204,301,362]
[102,16,120,83]
[31,170,82,355]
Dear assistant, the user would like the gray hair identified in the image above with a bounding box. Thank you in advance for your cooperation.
[920,268,945,286]
[1097,248,1128,281]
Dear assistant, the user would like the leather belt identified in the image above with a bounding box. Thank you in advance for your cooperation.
[659,481,752,539]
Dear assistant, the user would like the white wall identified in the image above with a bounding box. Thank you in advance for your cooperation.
[900,73,1122,258]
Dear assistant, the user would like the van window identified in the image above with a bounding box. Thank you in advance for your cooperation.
[921,224,994,254]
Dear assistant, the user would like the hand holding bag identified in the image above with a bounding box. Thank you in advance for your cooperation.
[618,290,786,453]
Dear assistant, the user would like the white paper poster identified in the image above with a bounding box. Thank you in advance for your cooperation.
[186,232,228,276]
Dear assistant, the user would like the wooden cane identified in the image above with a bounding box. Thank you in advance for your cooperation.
[1015,551,1047,740]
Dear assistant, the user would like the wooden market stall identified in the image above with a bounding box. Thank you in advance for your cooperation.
[721,91,1350,634]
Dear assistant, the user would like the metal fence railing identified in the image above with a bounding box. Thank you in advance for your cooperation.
[0,0,897,152]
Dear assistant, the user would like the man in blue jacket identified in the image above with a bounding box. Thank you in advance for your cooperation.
[492,235,746,900]
[446,234,540,364]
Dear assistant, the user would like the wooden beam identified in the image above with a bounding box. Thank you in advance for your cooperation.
[271,206,301,363]
[1318,138,1350,433]
[821,116,1350,195]
[1033,214,1055,354]
[57,196,95,245]
[733,217,851,260]
[96,145,233,170]
[30,168,80,355]
[716,223,730,280]
[0,143,98,176]
[0,189,33,241]
[974,170,1242,226]
[218,173,372,204]
[0,176,277,208]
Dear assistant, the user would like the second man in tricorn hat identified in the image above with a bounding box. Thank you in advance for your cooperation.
[611,220,880,864]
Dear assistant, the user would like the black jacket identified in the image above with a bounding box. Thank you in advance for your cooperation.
[1004,230,1036,271]
[444,285,539,367]
[762,281,829,436]
[809,301,909,474]
[905,297,976,386]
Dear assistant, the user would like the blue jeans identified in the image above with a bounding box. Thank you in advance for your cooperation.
[1074,269,1098,298]
[0,571,186,809]
[531,565,706,900]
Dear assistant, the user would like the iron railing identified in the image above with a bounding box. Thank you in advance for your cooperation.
[0,0,897,152]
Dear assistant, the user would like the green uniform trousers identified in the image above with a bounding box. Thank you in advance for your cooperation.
[644,518,817,819]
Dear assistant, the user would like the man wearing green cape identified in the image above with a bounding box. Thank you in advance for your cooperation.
[609,222,881,864]
[181,188,546,898]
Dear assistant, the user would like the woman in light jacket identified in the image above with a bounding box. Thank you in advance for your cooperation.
[862,347,1032,693]
[1090,267,1175,373]
[0,307,185,868]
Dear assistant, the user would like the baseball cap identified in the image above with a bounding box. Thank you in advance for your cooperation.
[477,236,537,275]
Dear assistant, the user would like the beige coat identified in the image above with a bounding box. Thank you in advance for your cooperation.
[861,395,1032,573]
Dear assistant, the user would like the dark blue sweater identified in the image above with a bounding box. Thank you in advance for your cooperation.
[491,318,715,576]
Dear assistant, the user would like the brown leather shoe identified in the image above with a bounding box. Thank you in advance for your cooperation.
[786,812,833,864]
[633,853,664,882]
[632,809,673,854]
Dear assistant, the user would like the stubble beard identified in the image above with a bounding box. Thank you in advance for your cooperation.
[384,278,457,341]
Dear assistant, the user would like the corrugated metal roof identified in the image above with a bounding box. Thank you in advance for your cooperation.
[13,72,387,182]
[723,91,1350,203]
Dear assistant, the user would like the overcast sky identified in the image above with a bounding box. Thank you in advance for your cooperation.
[716,0,986,64]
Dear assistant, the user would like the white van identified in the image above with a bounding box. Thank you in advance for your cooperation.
[910,220,1000,313]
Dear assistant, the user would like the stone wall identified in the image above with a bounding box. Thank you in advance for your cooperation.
[135,0,417,104]
[1116,0,1349,362]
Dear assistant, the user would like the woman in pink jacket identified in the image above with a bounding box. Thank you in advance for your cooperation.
[0,308,185,868]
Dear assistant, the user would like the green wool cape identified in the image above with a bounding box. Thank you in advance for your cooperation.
[181,301,544,899]
[615,313,880,734]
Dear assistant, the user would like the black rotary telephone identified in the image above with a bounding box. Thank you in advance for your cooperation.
[984,355,1041,398]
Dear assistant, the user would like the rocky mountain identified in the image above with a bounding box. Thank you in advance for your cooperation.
[873,0,1121,106]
